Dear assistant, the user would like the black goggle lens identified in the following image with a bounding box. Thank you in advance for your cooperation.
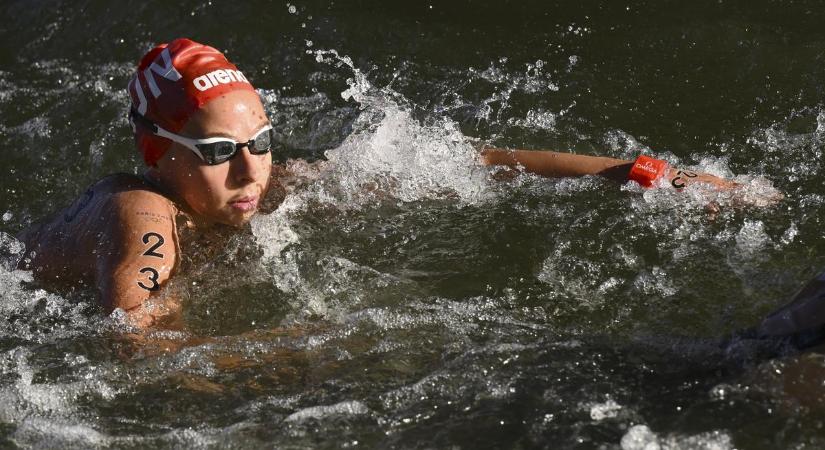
[196,142,236,165]
[248,129,272,155]
[195,129,274,165]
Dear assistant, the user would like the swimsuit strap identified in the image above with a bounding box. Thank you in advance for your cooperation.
[140,172,190,219]
[140,172,173,197]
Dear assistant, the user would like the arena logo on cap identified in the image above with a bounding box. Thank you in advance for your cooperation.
[192,69,250,92]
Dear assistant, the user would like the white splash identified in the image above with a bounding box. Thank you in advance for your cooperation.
[589,399,622,421]
[621,424,733,450]
[284,400,370,422]
[310,49,492,206]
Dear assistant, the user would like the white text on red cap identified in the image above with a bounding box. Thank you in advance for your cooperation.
[192,69,250,91]
[129,47,183,115]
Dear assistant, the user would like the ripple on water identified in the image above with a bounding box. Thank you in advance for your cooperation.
[284,399,371,422]
[621,425,733,450]
[0,34,822,448]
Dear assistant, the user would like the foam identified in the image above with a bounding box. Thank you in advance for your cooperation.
[284,400,370,422]
[589,399,622,421]
[621,425,733,450]
[310,49,493,206]
[12,418,109,449]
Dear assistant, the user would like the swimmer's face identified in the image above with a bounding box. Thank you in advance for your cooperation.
[155,90,272,226]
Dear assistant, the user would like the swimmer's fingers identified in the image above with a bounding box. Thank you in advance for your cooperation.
[703,200,721,221]
[489,166,519,181]
[666,169,784,208]
[114,328,211,359]
[123,307,155,329]
[716,177,784,209]
[729,186,784,209]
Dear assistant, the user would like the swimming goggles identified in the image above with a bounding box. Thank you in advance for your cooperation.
[129,109,274,165]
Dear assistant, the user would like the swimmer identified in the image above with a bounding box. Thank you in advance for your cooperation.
[16,38,755,328]
[745,271,825,351]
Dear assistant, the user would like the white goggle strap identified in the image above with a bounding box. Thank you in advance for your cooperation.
[153,124,211,162]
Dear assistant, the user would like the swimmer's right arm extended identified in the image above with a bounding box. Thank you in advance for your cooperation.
[481,148,633,181]
[480,148,737,190]
[96,193,180,328]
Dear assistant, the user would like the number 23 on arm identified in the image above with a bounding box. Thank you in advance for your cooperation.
[95,192,179,327]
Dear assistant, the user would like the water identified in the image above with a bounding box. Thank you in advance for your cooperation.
[2,0,825,448]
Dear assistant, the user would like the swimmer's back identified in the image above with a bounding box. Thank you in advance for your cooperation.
[18,173,180,311]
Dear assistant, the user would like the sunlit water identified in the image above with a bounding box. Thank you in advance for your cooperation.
[3,1,825,448]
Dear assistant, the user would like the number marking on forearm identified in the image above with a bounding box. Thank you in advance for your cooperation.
[670,170,697,189]
[136,211,171,223]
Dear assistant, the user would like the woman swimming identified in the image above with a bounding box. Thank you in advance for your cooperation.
[16,38,754,328]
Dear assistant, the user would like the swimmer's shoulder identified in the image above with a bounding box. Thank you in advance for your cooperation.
[19,173,174,244]
[56,173,177,220]
[17,173,181,279]
[95,173,171,199]
[96,174,181,240]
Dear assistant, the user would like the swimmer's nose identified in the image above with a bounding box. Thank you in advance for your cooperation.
[230,147,265,185]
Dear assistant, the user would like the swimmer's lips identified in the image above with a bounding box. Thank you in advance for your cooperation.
[228,195,259,212]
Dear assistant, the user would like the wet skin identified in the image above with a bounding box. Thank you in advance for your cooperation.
[18,90,774,329]
[18,90,276,327]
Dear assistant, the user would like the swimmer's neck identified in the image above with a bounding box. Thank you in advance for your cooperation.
[141,169,218,230]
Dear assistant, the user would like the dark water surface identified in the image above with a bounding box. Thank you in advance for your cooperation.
[2,0,825,448]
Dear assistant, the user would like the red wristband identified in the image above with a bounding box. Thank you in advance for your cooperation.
[628,155,669,188]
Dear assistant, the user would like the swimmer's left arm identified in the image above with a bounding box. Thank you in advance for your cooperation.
[479,148,736,190]
[96,193,180,328]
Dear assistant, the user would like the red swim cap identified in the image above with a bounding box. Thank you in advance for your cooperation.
[127,38,256,166]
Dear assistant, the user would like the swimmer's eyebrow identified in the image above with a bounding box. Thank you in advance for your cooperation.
[201,121,271,140]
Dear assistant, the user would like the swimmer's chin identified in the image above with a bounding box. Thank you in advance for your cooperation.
[190,206,259,228]
[220,209,260,227]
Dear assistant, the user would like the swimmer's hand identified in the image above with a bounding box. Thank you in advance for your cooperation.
[261,158,332,213]
[661,167,783,209]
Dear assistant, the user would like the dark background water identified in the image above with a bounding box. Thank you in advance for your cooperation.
[2,0,825,448]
